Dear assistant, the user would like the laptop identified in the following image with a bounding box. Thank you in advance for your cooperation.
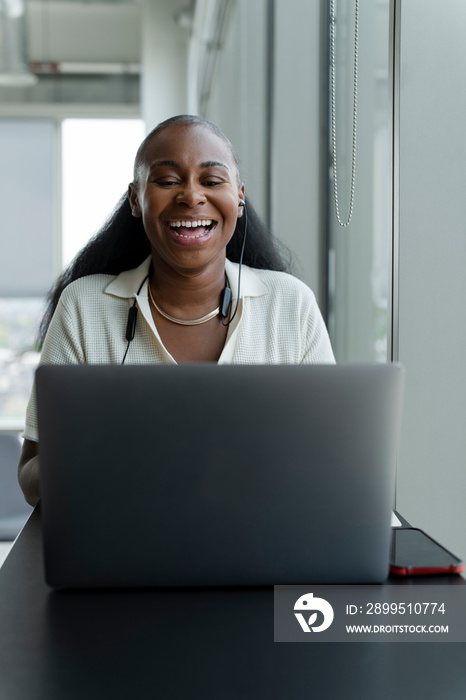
[36,363,405,588]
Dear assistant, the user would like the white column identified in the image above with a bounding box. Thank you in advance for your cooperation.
[271,0,322,295]
[141,0,189,132]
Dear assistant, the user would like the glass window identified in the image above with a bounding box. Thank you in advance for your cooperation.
[0,117,56,428]
[0,118,145,426]
[327,0,391,363]
[62,119,145,266]
[0,298,42,428]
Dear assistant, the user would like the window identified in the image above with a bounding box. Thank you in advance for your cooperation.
[0,117,145,427]
[62,119,145,265]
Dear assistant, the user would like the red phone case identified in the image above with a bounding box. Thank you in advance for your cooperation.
[390,562,465,576]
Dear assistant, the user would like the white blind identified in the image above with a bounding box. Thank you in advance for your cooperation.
[0,119,56,297]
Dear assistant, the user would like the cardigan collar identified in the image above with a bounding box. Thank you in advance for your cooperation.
[104,255,269,301]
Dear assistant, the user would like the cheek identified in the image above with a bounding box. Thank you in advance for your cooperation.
[220,193,241,221]
[140,194,165,226]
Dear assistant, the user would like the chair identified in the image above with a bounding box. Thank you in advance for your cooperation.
[0,433,33,540]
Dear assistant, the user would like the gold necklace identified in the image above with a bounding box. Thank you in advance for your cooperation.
[147,281,220,326]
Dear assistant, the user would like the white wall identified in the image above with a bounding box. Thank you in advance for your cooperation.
[395,0,466,558]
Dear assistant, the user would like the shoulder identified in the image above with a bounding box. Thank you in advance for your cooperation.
[44,272,122,347]
[60,273,117,303]
[228,263,335,364]
[239,263,328,332]
[60,256,152,305]
[249,267,315,296]
[53,274,120,325]
[58,256,152,308]
[240,264,319,313]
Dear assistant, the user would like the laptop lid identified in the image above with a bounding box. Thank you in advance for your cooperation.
[36,363,404,588]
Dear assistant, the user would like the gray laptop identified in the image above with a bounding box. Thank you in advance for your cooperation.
[36,363,404,588]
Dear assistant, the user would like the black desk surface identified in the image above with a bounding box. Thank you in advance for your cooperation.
[1,509,465,700]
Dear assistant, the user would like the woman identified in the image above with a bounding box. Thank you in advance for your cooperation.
[18,114,334,505]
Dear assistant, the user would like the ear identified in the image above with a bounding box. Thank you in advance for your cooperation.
[128,183,142,218]
[237,183,246,218]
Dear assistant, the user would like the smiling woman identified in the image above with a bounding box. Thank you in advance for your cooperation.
[128,119,244,285]
[17,114,335,506]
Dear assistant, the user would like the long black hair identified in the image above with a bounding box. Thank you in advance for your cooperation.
[39,115,294,346]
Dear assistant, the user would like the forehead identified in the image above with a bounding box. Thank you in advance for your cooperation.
[141,123,237,171]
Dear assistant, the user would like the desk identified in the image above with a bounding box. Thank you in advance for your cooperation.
[1,509,465,700]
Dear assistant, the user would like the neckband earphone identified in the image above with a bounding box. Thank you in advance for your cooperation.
[121,198,247,364]
[222,197,246,327]
[121,273,150,365]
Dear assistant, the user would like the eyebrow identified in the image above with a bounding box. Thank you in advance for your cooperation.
[200,160,230,171]
[149,159,230,171]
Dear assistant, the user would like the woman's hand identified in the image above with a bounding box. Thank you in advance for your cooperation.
[18,439,40,507]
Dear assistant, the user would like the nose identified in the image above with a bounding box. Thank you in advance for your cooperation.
[175,180,206,208]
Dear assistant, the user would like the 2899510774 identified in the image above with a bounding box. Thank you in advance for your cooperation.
[345,602,446,615]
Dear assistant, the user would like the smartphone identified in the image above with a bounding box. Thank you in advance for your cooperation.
[390,527,464,576]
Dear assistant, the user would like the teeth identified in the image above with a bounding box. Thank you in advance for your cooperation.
[169,219,212,228]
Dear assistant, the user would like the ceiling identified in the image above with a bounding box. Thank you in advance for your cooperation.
[1,1,195,107]
[26,1,142,69]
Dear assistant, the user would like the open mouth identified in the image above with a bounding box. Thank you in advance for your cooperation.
[167,219,216,239]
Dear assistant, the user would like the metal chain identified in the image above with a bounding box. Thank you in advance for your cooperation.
[330,0,359,227]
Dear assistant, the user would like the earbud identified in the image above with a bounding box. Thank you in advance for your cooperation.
[239,199,245,207]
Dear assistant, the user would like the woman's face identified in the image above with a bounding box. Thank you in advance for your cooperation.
[129,123,245,277]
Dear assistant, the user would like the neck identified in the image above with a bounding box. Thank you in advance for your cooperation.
[149,252,227,316]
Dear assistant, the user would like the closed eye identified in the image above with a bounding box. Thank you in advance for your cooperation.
[154,180,179,187]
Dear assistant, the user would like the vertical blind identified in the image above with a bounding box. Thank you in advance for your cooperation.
[0,119,57,297]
